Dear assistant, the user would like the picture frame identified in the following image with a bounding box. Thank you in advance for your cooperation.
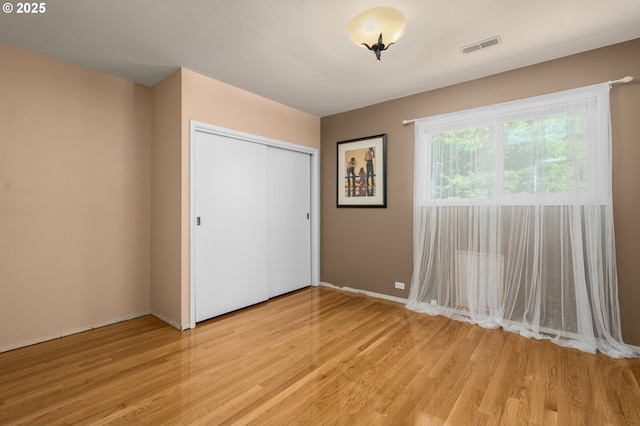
[337,134,387,208]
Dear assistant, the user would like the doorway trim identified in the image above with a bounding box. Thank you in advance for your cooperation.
[189,120,320,329]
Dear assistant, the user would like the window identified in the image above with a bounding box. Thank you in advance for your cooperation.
[409,83,635,358]
[417,86,609,206]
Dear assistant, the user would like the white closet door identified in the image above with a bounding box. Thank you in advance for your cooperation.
[194,131,269,322]
[267,147,311,297]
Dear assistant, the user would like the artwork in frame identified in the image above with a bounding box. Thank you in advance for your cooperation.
[337,134,387,208]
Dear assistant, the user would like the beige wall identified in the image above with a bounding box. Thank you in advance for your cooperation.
[150,70,183,327]
[179,69,320,326]
[150,68,321,328]
[182,69,320,151]
[320,39,640,345]
[0,42,320,349]
[0,43,152,351]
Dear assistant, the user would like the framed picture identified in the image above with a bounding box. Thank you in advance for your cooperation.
[337,134,387,208]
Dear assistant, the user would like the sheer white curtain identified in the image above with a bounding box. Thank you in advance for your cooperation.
[407,83,636,358]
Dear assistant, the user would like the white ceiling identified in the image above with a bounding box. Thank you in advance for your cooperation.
[1,0,639,117]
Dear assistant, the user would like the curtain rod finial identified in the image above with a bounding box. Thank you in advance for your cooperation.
[610,76,633,86]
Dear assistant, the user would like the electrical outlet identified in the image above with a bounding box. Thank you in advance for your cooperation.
[431,299,437,306]
[394,282,405,290]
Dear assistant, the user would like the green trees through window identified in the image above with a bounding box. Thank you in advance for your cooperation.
[504,112,588,195]
[428,112,589,201]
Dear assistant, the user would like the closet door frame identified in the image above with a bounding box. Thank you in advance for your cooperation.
[188,120,320,329]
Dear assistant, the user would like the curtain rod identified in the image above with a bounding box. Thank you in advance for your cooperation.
[401,75,634,125]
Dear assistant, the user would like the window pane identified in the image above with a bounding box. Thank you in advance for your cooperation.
[430,126,495,199]
[503,112,588,195]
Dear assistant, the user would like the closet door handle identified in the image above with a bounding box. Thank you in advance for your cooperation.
[197,217,201,226]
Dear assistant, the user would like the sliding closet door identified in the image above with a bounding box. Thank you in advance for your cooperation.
[194,131,269,322]
[267,147,311,297]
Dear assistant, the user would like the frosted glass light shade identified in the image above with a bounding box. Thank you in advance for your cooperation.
[347,7,406,49]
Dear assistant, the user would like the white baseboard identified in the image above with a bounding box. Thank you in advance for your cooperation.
[151,311,190,331]
[319,281,408,305]
[0,310,151,354]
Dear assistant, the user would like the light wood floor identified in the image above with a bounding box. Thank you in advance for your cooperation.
[2,287,640,425]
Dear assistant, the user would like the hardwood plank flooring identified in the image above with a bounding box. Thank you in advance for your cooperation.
[1,286,640,425]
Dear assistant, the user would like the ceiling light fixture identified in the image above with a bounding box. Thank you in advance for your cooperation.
[347,7,406,61]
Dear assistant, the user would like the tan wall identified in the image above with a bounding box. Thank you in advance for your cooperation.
[0,43,152,351]
[320,39,640,345]
[150,70,183,327]
[0,45,320,346]
[180,69,321,325]
[150,68,321,327]
[182,69,320,151]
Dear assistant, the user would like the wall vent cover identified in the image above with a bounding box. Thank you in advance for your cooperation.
[461,35,502,54]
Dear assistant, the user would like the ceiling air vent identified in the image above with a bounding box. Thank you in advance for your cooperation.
[461,35,502,54]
